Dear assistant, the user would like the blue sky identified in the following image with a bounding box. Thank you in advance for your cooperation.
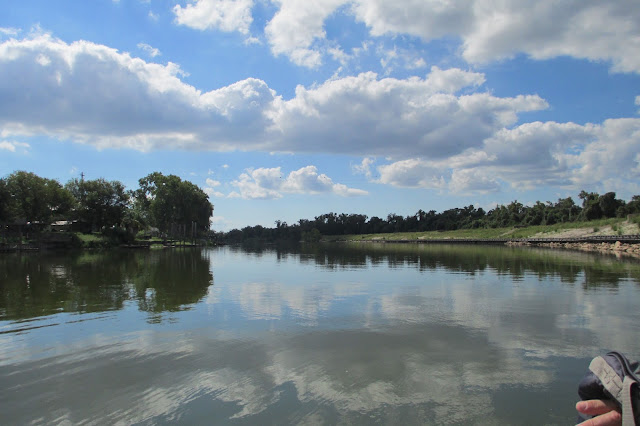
[1,0,639,231]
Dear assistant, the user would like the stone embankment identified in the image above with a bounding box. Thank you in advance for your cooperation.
[507,239,640,257]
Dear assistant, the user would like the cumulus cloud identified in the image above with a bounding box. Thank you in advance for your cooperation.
[137,42,161,57]
[173,0,254,35]
[377,159,447,190]
[568,119,640,189]
[365,119,640,194]
[0,34,275,151]
[206,178,221,187]
[0,140,30,152]
[352,0,640,73]
[0,35,547,159]
[265,0,348,68]
[204,178,225,197]
[269,71,547,158]
[2,34,637,194]
[250,0,640,72]
[231,166,367,199]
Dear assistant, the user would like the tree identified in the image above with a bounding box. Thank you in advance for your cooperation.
[553,197,580,223]
[625,195,640,215]
[579,190,602,220]
[0,178,11,222]
[4,171,73,223]
[66,178,129,230]
[597,192,623,218]
[135,172,213,233]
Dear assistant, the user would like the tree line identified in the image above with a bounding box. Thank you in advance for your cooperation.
[223,191,640,243]
[0,171,214,239]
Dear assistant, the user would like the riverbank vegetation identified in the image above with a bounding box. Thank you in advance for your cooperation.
[223,192,640,243]
[1,171,214,248]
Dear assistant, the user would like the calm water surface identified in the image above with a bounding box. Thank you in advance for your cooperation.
[1,244,640,425]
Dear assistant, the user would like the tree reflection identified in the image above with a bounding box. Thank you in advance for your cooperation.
[0,249,213,321]
[235,242,640,289]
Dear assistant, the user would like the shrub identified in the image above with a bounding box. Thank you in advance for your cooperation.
[101,227,135,244]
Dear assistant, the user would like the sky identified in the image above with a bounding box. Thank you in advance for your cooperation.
[1,0,639,231]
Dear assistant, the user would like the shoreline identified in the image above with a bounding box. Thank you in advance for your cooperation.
[330,236,640,259]
[507,240,640,258]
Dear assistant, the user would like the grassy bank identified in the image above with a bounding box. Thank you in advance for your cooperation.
[323,217,640,242]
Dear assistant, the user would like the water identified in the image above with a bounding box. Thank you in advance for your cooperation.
[1,244,639,425]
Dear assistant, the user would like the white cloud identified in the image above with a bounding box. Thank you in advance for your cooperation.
[377,158,447,189]
[636,95,640,113]
[204,178,226,198]
[407,57,426,70]
[231,166,367,199]
[0,27,20,37]
[148,11,159,21]
[269,71,546,158]
[205,188,226,198]
[424,66,485,94]
[568,119,640,190]
[137,42,161,57]
[352,157,375,178]
[350,0,640,73]
[0,36,547,159]
[282,165,367,196]
[255,0,640,73]
[174,0,254,35]
[448,169,500,194]
[232,167,284,199]
[0,34,275,151]
[0,140,30,152]
[366,119,640,194]
[3,34,638,195]
[377,45,428,73]
[265,0,348,68]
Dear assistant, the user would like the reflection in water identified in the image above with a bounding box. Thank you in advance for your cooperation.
[0,249,212,321]
[1,244,640,425]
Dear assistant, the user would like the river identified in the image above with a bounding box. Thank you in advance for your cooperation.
[1,244,639,425]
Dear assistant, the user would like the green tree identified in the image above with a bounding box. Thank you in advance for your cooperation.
[597,192,623,218]
[4,171,73,223]
[135,172,213,233]
[0,178,11,222]
[66,178,129,230]
[553,197,580,223]
[579,190,602,220]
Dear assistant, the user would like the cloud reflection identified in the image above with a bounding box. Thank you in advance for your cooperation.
[2,244,640,424]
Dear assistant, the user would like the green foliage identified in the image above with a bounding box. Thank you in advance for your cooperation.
[598,192,624,218]
[3,171,73,224]
[0,178,10,222]
[65,178,129,230]
[222,190,639,243]
[101,227,135,244]
[302,228,322,242]
[135,172,213,234]
[579,190,602,220]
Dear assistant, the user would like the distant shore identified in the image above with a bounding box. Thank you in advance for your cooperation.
[322,218,640,258]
